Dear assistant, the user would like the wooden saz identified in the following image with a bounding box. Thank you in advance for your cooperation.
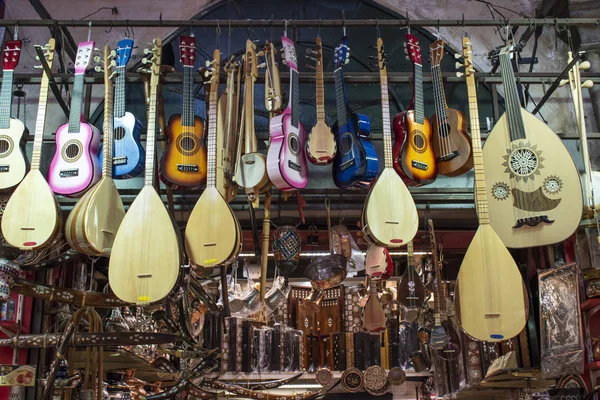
[108,39,182,305]
[233,40,270,200]
[263,41,283,115]
[362,37,418,248]
[65,45,125,256]
[429,40,473,176]
[185,49,242,269]
[2,40,61,251]
[484,42,582,248]
[455,37,526,342]
[306,37,336,165]
[397,241,425,322]
[427,219,460,361]
[215,58,240,203]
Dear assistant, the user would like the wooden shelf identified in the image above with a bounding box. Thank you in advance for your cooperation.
[581,298,600,311]
[586,361,600,371]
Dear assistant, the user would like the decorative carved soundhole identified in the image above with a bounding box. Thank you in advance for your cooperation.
[502,141,543,182]
[62,140,82,162]
[0,136,13,157]
[543,175,562,194]
[492,182,510,201]
[509,148,537,176]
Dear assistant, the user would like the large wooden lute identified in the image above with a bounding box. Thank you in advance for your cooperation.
[484,42,582,248]
[1,40,61,250]
[455,37,526,341]
[362,37,418,247]
[185,49,242,269]
[65,45,125,256]
[108,39,182,305]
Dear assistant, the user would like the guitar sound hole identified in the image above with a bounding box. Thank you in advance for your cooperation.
[439,123,451,137]
[340,133,354,156]
[113,127,126,140]
[181,137,195,151]
[0,137,12,157]
[288,134,299,156]
[410,131,426,154]
[63,141,82,161]
[413,134,424,149]
[176,135,199,156]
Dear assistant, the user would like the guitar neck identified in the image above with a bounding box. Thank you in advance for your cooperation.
[30,65,52,171]
[465,66,489,224]
[114,65,126,118]
[102,49,115,179]
[333,68,348,128]
[0,70,14,128]
[379,67,393,168]
[144,78,159,186]
[499,53,526,141]
[413,64,425,124]
[244,73,257,154]
[206,89,218,188]
[290,68,299,127]
[315,48,325,122]
[182,66,195,126]
[67,73,86,133]
[431,64,448,121]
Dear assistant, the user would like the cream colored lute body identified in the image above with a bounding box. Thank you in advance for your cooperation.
[455,37,526,342]
[1,40,61,250]
[307,37,336,165]
[66,45,125,256]
[483,43,582,248]
[362,38,418,248]
[109,39,181,305]
[185,50,242,269]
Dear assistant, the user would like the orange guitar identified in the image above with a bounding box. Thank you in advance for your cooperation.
[392,33,437,186]
[160,35,207,189]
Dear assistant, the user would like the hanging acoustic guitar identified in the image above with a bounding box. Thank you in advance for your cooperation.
[108,39,182,305]
[65,45,125,256]
[306,36,336,165]
[429,40,473,176]
[1,40,61,251]
[484,42,582,248]
[185,49,242,269]
[0,39,28,191]
[454,37,526,342]
[397,241,425,322]
[362,37,418,248]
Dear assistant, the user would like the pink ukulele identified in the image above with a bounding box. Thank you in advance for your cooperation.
[48,41,101,197]
[266,36,308,191]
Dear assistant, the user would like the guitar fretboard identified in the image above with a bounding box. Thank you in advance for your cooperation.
[102,56,115,179]
[0,71,14,129]
[206,90,218,188]
[333,68,347,128]
[182,66,195,127]
[114,65,126,118]
[431,64,448,123]
[30,61,52,171]
[291,69,300,128]
[414,64,425,124]
[499,53,526,141]
[68,73,85,133]
[315,48,325,122]
[144,76,159,186]
[379,71,393,168]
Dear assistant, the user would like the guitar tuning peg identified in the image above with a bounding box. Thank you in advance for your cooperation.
[582,80,594,88]
[344,58,350,65]
[405,56,410,61]
[404,48,408,54]
[110,60,117,67]
[110,50,117,58]
[454,53,461,59]
[559,79,569,87]
[456,71,464,77]
[305,48,317,55]
[455,62,463,70]
[141,58,149,65]
[35,55,40,60]
[282,59,287,65]
[94,47,101,52]
[109,71,118,80]
[257,62,266,68]
[306,55,316,61]
[93,55,102,63]
[94,66,103,73]
[580,61,591,71]
[367,55,378,60]
[143,48,151,55]
[305,64,316,70]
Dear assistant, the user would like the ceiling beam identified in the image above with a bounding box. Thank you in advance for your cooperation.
[27,0,77,62]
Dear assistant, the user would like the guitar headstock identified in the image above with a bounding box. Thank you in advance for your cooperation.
[93,44,116,77]
[2,40,22,71]
[429,40,445,67]
[140,38,163,85]
[34,39,56,71]
[179,35,196,67]
[244,39,258,81]
[376,37,387,75]
[333,36,350,69]
[74,41,95,74]
[206,49,221,93]
[116,38,134,67]
[281,36,298,72]
[488,42,520,61]
[461,37,475,78]
[223,55,240,74]
[404,34,422,65]
[305,36,323,70]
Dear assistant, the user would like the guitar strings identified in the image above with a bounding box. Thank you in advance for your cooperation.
[431,55,449,159]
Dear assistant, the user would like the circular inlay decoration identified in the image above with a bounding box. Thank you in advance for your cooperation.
[492,182,510,201]
[543,175,562,194]
[364,365,387,391]
[62,140,82,162]
[0,136,14,157]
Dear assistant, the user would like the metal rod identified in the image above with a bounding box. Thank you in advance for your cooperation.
[2,18,600,28]
[12,71,600,85]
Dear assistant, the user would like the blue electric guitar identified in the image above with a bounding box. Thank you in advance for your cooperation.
[99,38,144,178]
[332,37,378,189]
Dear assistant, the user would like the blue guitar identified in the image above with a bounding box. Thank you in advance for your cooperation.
[99,38,144,178]
[332,37,378,189]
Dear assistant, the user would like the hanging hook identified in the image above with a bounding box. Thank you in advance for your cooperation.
[462,13,467,37]
[216,19,221,36]
[436,19,441,40]
[376,19,381,38]
[13,24,18,41]
[87,21,92,42]
[284,19,288,38]
[405,12,411,35]
[318,18,322,38]
[104,20,113,34]
[342,10,347,36]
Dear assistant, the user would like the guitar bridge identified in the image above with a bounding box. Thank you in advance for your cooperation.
[59,169,79,178]
[177,164,198,172]
[512,215,555,229]
[436,151,460,162]
[411,160,429,171]
[113,156,127,166]
[340,159,355,171]
[287,160,301,172]
[0,165,9,173]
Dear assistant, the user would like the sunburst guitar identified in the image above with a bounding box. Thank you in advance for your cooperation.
[484,43,582,248]
[185,50,242,269]
[1,40,61,250]
[454,37,526,341]
[65,45,125,256]
[109,39,182,305]
[362,37,418,248]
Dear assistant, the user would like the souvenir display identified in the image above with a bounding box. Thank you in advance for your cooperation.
[0,13,597,400]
